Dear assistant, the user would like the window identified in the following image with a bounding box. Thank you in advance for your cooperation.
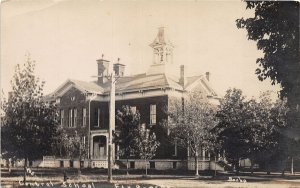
[150,104,156,124]
[82,108,87,127]
[68,109,73,127]
[74,108,77,127]
[173,162,177,169]
[130,161,135,169]
[94,108,100,127]
[98,108,101,127]
[60,109,64,127]
[173,140,178,156]
[80,136,86,147]
[150,161,155,169]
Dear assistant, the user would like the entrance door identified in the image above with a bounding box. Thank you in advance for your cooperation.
[93,136,107,159]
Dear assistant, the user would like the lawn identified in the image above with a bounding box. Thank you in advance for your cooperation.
[1,168,300,188]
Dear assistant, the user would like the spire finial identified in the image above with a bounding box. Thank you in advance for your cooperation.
[102,54,104,59]
[117,58,120,63]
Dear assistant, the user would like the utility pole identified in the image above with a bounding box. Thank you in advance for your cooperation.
[108,65,116,182]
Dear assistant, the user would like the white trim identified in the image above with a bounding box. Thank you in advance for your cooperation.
[185,76,218,97]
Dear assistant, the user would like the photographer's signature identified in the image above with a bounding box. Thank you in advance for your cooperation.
[227,177,247,183]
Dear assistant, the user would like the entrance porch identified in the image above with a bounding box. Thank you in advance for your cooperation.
[90,132,108,160]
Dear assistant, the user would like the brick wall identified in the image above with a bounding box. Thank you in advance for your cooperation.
[58,87,89,155]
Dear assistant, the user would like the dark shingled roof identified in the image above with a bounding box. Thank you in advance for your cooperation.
[50,73,217,97]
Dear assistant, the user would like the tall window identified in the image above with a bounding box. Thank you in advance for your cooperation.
[94,108,100,127]
[82,108,86,127]
[69,109,73,127]
[173,140,178,156]
[98,108,101,127]
[60,109,64,127]
[74,108,77,127]
[80,136,86,147]
[150,104,156,124]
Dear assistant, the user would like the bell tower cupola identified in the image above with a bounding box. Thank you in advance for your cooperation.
[150,27,174,65]
[147,27,174,75]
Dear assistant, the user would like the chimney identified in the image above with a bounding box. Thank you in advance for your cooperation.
[179,65,186,87]
[96,54,110,85]
[113,58,125,77]
[205,72,210,81]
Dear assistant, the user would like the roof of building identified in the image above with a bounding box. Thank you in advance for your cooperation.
[70,79,103,93]
[102,73,184,93]
[49,71,217,99]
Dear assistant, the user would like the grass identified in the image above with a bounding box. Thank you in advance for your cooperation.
[1,167,300,188]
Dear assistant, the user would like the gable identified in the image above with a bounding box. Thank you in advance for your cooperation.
[60,87,86,106]
[185,76,217,97]
[53,79,103,97]
[53,80,86,97]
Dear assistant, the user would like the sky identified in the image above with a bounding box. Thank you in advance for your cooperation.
[0,0,281,99]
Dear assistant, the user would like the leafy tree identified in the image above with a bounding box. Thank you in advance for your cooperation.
[1,55,59,183]
[115,105,140,174]
[236,1,300,147]
[52,128,87,159]
[246,92,288,174]
[168,90,218,176]
[216,89,289,175]
[134,124,160,176]
[115,105,159,176]
[236,2,299,101]
[215,88,252,174]
[52,128,87,175]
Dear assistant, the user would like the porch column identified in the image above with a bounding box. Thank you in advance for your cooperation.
[112,143,115,160]
[202,149,206,160]
[106,136,109,160]
[187,141,190,157]
[90,135,93,159]
[117,144,119,160]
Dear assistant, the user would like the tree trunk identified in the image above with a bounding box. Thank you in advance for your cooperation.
[195,152,199,176]
[235,160,239,175]
[266,161,271,175]
[250,158,254,175]
[23,158,28,184]
[214,156,217,177]
[8,159,11,174]
[126,158,129,175]
[281,159,285,176]
[291,157,294,175]
[78,147,82,176]
[145,159,148,176]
